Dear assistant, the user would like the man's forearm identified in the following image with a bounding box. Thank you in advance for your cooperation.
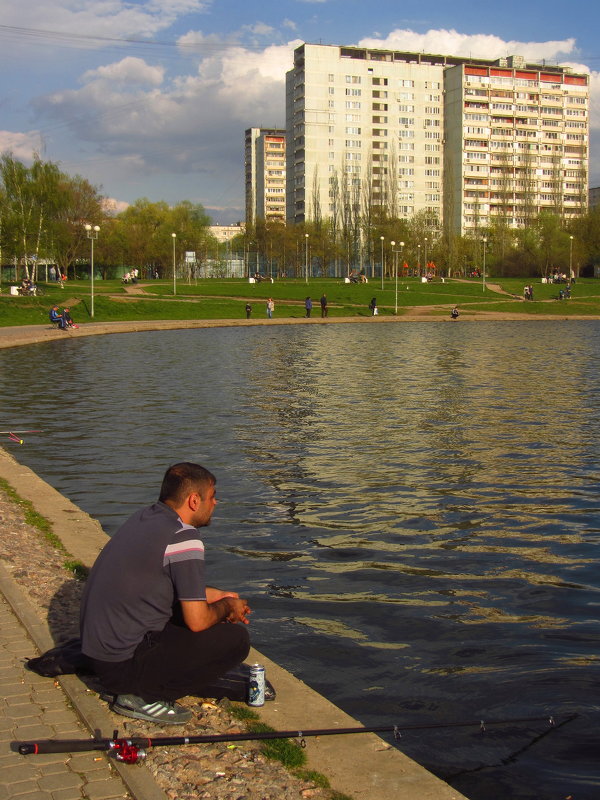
[181,596,250,631]
[206,586,239,603]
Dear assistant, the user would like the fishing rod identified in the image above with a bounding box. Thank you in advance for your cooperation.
[15,713,575,764]
[0,429,43,444]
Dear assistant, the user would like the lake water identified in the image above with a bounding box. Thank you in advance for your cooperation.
[1,320,599,799]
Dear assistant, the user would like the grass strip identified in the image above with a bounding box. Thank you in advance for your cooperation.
[229,703,353,800]
[0,478,89,580]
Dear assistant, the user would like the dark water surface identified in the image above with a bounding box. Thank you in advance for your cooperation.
[1,320,599,799]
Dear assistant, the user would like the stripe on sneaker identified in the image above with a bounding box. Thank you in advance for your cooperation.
[142,702,168,716]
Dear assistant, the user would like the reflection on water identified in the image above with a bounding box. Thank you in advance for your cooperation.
[1,320,600,799]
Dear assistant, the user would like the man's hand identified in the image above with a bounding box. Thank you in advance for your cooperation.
[225,597,251,625]
[181,596,251,631]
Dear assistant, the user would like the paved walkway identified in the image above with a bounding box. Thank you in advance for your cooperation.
[0,559,167,800]
[0,592,130,800]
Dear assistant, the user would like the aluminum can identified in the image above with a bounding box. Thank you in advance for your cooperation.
[248,663,265,706]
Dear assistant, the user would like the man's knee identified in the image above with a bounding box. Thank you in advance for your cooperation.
[229,623,251,662]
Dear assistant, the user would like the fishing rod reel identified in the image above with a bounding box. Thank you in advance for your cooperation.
[107,731,147,764]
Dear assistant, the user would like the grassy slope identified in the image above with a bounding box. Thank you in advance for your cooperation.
[1,277,599,326]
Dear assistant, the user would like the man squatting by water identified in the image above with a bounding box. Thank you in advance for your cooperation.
[80,462,251,724]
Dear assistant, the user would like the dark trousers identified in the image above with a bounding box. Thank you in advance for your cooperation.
[91,620,250,702]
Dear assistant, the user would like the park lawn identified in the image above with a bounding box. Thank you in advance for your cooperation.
[2,277,600,326]
[142,277,506,306]
[0,291,366,325]
[493,277,600,300]
[463,298,600,316]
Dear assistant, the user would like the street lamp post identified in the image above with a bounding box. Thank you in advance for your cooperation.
[424,237,428,277]
[305,233,309,284]
[569,235,574,280]
[172,233,177,295]
[391,240,404,315]
[84,224,100,318]
[380,236,385,291]
[482,236,487,292]
[417,244,421,276]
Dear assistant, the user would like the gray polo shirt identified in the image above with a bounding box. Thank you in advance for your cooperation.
[81,502,206,662]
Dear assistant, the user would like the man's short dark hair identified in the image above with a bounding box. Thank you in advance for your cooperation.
[159,462,216,506]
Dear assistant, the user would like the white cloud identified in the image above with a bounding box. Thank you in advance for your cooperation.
[102,197,129,214]
[357,28,578,63]
[242,22,276,38]
[82,57,165,87]
[0,130,43,161]
[32,38,300,204]
[0,0,210,40]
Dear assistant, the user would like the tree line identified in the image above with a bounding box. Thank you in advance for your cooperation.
[1,152,599,282]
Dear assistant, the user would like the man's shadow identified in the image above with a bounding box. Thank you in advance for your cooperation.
[28,578,108,695]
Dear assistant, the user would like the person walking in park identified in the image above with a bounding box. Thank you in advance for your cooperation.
[320,294,328,318]
[80,462,251,725]
[266,298,275,318]
[305,297,313,318]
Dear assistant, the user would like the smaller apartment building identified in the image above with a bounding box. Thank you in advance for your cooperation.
[245,128,286,225]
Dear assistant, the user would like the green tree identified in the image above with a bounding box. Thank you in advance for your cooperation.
[0,153,62,280]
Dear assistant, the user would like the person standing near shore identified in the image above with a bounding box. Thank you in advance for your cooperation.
[320,294,328,318]
[266,298,274,319]
[80,462,251,725]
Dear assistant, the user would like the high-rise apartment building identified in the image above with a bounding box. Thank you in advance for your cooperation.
[286,44,589,235]
[286,44,446,227]
[244,127,286,225]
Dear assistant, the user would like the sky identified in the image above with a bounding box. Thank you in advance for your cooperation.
[1,0,599,224]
